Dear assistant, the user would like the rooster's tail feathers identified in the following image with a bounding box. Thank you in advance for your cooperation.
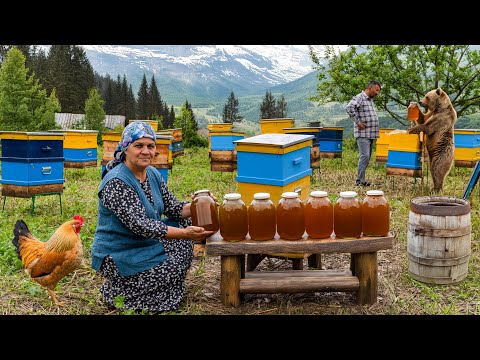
[12,220,31,259]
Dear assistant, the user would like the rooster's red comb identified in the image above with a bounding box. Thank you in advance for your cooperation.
[73,215,84,224]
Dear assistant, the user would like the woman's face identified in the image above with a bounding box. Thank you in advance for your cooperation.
[124,137,156,170]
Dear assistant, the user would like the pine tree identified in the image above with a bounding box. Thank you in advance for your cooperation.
[113,75,124,115]
[260,91,277,119]
[104,78,115,114]
[276,94,288,118]
[148,75,162,125]
[222,91,243,123]
[136,74,149,119]
[46,45,95,113]
[126,84,136,124]
[0,47,60,131]
[174,100,203,147]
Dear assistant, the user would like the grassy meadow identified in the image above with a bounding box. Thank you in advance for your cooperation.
[0,139,479,315]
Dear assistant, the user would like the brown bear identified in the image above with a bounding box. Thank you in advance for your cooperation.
[407,88,457,192]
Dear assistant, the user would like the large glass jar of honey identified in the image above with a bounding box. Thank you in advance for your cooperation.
[191,189,219,232]
[361,190,390,236]
[277,192,305,240]
[407,101,419,121]
[305,190,333,239]
[248,192,276,241]
[219,193,248,241]
[334,191,362,239]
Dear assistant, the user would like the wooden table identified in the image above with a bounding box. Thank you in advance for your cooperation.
[206,232,394,307]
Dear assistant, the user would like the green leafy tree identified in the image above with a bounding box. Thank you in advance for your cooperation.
[222,91,243,123]
[309,45,480,126]
[84,88,106,144]
[0,46,60,131]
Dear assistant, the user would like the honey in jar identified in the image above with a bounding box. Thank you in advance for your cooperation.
[333,191,362,239]
[407,101,419,121]
[277,192,305,240]
[219,193,248,241]
[248,192,276,241]
[191,189,219,232]
[361,190,390,236]
[304,190,333,239]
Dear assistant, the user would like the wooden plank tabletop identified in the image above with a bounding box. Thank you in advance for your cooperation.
[206,232,395,256]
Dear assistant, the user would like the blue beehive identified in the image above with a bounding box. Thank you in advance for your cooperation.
[319,127,343,158]
[235,133,313,205]
[454,129,480,168]
[210,130,245,172]
[386,132,423,178]
[210,130,245,151]
[49,129,98,168]
[283,127,322,169]
[0,131,65,198]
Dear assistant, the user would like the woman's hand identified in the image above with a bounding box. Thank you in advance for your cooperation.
[184,226,217,244]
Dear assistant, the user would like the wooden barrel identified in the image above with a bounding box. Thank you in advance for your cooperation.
[407,196,471,284]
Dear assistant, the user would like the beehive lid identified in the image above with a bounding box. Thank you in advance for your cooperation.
[282,127,322,132]
[234,133,313,148]
[155,134,173,140]
[0,131,65,140]
[49,129,98,133]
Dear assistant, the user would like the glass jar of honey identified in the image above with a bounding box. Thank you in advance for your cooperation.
[361,190,390,237]
[334,191,362,239]
[219,193,248,241]
[305,190,333,239]
[277,192,305,240]
[407,101,419,121]
[191,189,219,232]
[248,192,276,241]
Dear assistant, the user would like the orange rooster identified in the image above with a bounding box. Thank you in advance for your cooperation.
[12,215,84,306]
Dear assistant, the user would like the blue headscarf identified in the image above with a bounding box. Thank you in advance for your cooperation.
[102,121,157,178]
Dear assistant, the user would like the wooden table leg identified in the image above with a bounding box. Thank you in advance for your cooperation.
[220,255,243,307]
[292,258,303,270]
[246,254,266,271]
[307,254,322,269]
[352,252,378,305]
[240,255,245,302]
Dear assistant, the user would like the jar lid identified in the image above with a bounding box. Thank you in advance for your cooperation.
[253,192,270,200]
[366,190,384,196]
[310,190,328,197]
[194,189,210,196]
[339,191,357,198]
[224,193,241,200]
[281,191,299,199]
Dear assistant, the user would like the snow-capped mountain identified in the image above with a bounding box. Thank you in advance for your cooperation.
[81,45,337,106]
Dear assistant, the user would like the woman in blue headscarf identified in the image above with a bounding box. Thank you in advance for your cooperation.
[91,121,217,313]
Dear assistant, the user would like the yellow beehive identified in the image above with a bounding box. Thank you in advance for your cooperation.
[454,147,480,161]
[376,128,397,161]
[128,119,158,132]
[207,123,233,131]
[101,132,122,161]
[260,118,295,134]
[238,175,311,206]
[388,132,421,152]
[48,129,98,168]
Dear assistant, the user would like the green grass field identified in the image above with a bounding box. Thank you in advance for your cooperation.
[0,141,479,315]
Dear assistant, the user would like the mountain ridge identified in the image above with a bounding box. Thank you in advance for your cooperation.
[82,45,336,123]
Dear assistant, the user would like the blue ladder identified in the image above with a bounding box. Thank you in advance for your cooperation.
[462,161,480,200]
